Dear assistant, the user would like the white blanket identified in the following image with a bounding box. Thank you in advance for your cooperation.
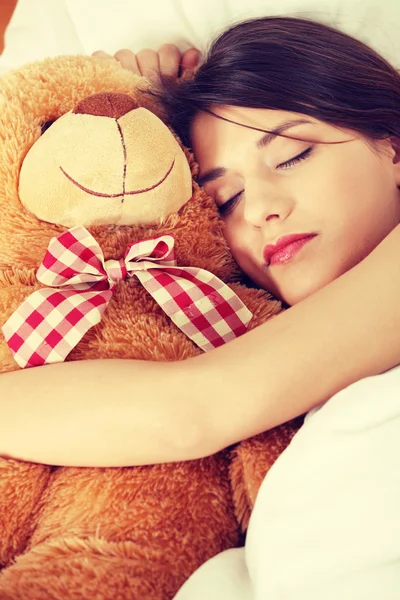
[1,0,400,75]
[175,365,400,599]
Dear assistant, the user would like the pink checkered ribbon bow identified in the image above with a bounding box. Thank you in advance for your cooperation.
[2,226,253,368]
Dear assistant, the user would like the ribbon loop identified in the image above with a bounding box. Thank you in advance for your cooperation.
[2,226,253,368]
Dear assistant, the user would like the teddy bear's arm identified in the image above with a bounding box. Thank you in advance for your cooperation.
[0,270,53,569]
[221,283,304,532]
[229,418,303,533]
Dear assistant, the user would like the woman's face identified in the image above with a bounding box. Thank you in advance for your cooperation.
[191,107,400,305]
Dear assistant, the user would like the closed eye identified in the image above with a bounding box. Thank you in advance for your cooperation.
[218,147,313,216]
[218,190,244,217]
[277,146,313,170]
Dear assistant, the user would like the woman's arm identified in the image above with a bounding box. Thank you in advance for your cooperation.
[0,358,198,467]
[2,224,400,467]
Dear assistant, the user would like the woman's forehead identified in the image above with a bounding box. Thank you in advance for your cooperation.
[191,106,325,154]
[209,105,308,127]
[191,106,357,155]
[191,106,316,162]
[193,106,318,132]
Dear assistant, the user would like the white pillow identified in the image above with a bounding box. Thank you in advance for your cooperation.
[1,0,399,76]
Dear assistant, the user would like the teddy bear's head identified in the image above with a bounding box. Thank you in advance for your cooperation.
[0,55,243,283]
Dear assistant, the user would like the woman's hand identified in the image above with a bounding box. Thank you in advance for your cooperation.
[92,45,201,83]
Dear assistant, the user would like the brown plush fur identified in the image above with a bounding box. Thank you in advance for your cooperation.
[0,55,301,599]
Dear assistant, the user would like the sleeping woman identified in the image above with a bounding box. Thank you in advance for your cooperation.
[1,15,400,598]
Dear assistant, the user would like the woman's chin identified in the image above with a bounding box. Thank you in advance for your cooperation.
[279,273,339,306]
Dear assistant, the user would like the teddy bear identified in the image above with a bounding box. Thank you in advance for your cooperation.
[0,54,301,600]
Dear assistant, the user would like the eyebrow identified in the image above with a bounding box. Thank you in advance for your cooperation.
[197,119,313,187]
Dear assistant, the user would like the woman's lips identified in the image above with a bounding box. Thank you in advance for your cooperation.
[263,234,317,266]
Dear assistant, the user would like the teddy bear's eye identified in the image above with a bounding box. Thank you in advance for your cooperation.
[40,120,56,135]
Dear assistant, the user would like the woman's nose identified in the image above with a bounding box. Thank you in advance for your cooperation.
[243,183,294,228]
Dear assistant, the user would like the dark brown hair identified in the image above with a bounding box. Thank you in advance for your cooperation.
[154,16,400,149]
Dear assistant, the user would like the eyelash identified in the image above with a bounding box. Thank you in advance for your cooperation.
[219,147,313,216]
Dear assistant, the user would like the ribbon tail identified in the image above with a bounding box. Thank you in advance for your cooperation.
[2,287,112,368]
[132,267,253,352]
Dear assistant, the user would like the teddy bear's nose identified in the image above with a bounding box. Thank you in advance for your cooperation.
[73,93,139,119]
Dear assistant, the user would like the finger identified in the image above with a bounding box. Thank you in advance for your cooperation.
[136,49,161,83]
[158,44,181,79]
[113,49,141,75]
[92,50,115,60]
[181,47,201,72]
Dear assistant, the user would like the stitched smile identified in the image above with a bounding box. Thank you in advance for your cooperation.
[59,159,175,198]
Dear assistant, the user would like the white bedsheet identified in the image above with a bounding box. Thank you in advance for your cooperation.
[175,365,400,599]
